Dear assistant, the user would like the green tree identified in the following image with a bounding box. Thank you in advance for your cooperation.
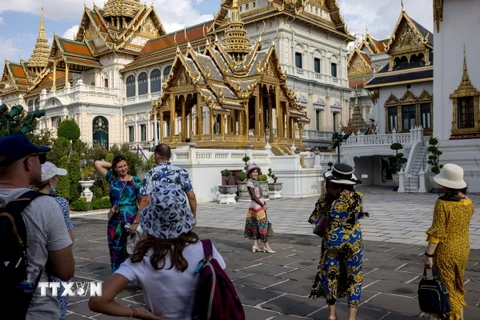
[69,152,82,201]
[73,139,86,154]
[47,137,71,165]
[56,156,71,200]
[57,119,81,142]
[27,128,54,147]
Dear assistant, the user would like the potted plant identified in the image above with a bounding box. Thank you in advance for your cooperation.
[218,169,236,204]
[219,169,237,195]
[267,168,283,199]
[258,173,270,200]
[427,137,443,191]
[388,142,407,185]
[236,171,250,201]
[79,164,96,202]
[327,162,333,171]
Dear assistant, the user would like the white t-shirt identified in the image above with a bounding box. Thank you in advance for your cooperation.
[116,241,226,320]
[0,188,73,320]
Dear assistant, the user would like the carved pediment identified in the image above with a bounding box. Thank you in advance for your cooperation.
[401,90,417,102]
[175,69,194,87]
[84,23,99,41]
[384,93,399,105]
[389,21,424,52]
[139,17,159,38]
[418,89,433,101]
[348,54,371,77]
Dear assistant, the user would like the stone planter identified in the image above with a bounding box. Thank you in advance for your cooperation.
[268,183,283,199]
[392,174,399,186]
[427,173,442,192]
[218,185,237,204]
[259,181,269,200]
[236,181,250,202]
[79,180,95,202]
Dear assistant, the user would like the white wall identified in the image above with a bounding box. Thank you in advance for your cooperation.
[433,0,480,141]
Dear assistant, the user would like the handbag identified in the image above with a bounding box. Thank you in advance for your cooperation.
[313,214,329,237]
[418,267,451,315]
[267,222,274,237]
[107,180,127,220]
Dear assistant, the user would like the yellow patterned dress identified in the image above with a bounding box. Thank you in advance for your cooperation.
[308,192,368,308]
[426,197,475,320]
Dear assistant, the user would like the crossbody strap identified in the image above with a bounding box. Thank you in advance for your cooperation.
[201,239,213,258]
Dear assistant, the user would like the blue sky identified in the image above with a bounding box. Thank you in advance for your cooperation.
[0,0,432,75]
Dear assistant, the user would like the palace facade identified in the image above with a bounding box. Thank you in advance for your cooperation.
[0,0,354,151]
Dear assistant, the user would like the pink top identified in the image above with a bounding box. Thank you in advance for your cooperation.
[247,179,265,211]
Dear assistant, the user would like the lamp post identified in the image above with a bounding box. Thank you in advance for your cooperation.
[0,104,45,136]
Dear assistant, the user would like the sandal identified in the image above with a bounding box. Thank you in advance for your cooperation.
[136,286,143,294]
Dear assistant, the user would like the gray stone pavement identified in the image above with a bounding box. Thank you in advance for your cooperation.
[66,188,480,319]
[75,187,480,249]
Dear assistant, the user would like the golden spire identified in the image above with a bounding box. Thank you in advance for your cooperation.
[28,5,50,74]
[222,0,251,62]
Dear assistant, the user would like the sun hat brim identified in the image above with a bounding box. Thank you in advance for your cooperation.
[246,165,260,176]
[433,175,467,189]
[324,171,361,185]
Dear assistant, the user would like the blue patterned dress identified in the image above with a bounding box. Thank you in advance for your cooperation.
[105,171,142,272]
[51,196,74,320]
[308,192,369,308]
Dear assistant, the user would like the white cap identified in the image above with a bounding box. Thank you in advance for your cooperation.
[41,161,67,182]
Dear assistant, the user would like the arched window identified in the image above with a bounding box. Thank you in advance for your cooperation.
[93,116,109,149]
[126,75,136,97]
[28,100,34,112]
[34,98,40,110]
[163,66,172,80]
[138,72,148,95]
[150,69,161,93]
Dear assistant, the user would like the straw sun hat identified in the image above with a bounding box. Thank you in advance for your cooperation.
[433,163,467,190]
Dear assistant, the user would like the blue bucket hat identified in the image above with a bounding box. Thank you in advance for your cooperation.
[0,133,50,166]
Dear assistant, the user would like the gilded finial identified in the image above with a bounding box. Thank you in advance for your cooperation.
[184,27,189,43]
[174,32,177,46]
[401,0,404,11]
[258,20,266,42]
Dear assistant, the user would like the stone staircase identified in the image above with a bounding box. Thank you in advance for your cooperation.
[404,146,428,192]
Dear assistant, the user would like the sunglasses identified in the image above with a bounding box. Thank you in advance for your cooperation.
[24,153,47,164]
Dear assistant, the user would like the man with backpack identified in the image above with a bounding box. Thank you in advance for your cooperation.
[133,143,197,233]
[0,133,74,320]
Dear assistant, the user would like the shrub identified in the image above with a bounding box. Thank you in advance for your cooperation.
[73,139,86,154]
[70,200,90,211]
[427,137,443,174]
[48,137,71,165]
[56,156,71,200]
[327,162,333,170]
[388,143,407,173]
[258,174,268,182]
[237,171,247,182]
[267,168,278,183]
[221,169,232,185]
[241,155,250,171]
[91,197,111,210]
[69,152,81,201]
[57,119,81,142]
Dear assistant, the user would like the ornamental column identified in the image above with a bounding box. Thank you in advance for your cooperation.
[197,95,203,141]
[181,98,186,142]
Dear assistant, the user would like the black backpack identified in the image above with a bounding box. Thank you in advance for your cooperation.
[0,190,46,320]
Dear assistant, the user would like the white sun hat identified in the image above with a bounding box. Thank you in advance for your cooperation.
[41,161,67,182]
[433,163,467,190]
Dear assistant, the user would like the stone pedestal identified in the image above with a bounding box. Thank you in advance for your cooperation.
[218,193,236,204]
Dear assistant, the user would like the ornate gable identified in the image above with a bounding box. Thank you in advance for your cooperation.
[347,48,371,78]
[400,90,417,103]
[385,10,432,71]
[384,93,399,106]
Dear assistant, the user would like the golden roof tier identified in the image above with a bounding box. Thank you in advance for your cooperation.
[28,6,50,74]
[103,0,143,18]
[151,9,309,153]
[222,0,251,61]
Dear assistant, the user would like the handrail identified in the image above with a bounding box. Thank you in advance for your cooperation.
[404,141,421,175]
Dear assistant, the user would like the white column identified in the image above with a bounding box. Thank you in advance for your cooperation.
[154,112,158,146]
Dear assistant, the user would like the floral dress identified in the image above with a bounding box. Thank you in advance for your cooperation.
[426,197,474,320]
[105,171,142,273]
[308,192,368,308]
[51,196,73,320]
[244,179,269,242]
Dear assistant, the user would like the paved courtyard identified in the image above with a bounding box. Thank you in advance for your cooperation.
[66,187,480,319]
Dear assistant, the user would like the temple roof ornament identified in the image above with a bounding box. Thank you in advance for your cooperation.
[343,89,368,135]
[433,0,443,32]
[28,6,50,73]
[222,0,251,62]
[103,0,143,18]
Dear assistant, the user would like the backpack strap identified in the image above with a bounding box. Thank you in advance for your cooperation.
[4,191,46,248]
[200,239,213,258]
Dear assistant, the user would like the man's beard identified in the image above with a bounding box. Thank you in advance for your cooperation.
[30,172,43,186]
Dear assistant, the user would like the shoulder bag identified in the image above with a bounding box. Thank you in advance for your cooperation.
[418,266,451,315]
[313,214,329,238]
[107,180,127,220]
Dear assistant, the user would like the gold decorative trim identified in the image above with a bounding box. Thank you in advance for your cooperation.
[450,47,480,139]
[433,0,443,33]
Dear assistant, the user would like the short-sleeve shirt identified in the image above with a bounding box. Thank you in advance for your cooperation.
[0,188,72,320]
[115,241,225,320]
[54,197,73,231]
[105,171,142,206]
[140,162,193,197]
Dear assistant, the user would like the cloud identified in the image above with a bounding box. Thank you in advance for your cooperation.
[337,0,433,40]
[0,17,4,24]
[0,37,23,62]
[62,25,79,40]
[153,0,212,33]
